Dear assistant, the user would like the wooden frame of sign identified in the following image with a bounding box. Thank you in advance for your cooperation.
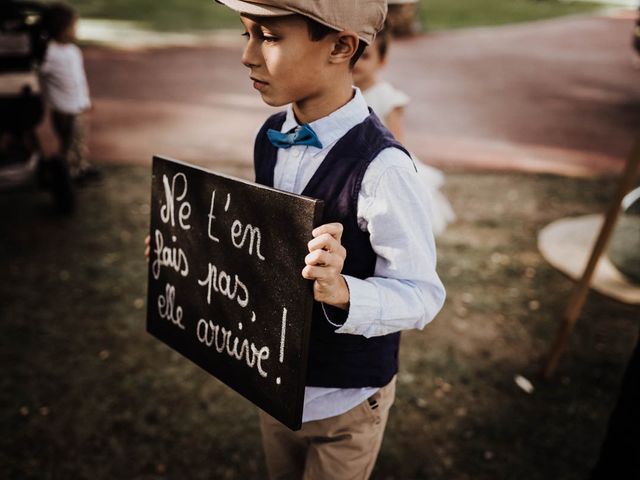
[146,156,323,430]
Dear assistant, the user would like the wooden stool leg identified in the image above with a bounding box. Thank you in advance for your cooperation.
[543,137,640,379]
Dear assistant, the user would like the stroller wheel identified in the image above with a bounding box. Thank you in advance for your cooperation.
[46,155,75,214]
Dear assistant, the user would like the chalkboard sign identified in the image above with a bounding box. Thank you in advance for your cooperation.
[146,156,323,430]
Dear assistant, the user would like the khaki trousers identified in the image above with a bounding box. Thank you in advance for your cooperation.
[259,377,396,480]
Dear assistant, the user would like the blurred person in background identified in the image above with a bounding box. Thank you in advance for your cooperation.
[39,2,101,184]
[352,26,455,236]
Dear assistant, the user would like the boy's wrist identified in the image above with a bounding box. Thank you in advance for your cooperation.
[321,302,348,328]
[326,275,350,310]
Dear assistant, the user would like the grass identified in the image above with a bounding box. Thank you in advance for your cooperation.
[1,165,637,479]
[62,0,603,32]
[418,0,603,31]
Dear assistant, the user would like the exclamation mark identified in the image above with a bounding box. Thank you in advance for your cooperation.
[276,307,287,386]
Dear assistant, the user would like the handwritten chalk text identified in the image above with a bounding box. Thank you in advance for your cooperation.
[152,229,189,280]
[231,220,265,261]
[158,283,185,330]
[196,318,270,377]
[197,262,249,307]
[160,172,191,230]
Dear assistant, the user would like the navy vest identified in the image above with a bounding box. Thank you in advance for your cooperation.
[254,110,412,388]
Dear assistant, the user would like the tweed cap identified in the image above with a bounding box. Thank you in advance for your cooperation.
[215,0,387,45]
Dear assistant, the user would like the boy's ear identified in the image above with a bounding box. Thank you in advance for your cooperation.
[329,32,359,65]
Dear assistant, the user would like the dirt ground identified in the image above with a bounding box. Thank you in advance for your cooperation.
[1,166,638,480]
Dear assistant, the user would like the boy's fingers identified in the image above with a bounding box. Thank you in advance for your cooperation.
[302,265,336,281]
[312,223,343,242]
[308,233,341,253]
[302,265,317,280]
[305,228,345,282]
[305,249,340,267]
[306,250,346,271]
[144,235,151,259]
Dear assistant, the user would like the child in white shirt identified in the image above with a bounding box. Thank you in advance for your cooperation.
[39,2,100,182]
[353,27,455,236]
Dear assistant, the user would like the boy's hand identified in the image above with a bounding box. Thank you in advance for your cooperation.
[144,235,150,259]
[302,223,349,310]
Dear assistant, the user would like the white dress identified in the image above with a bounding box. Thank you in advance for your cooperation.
[362,82,455,236]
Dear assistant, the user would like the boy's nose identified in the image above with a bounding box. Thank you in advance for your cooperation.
[241,42,260,69]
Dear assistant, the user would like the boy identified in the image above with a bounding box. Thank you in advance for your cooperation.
[179,1,443,478]
[39,2,100,183]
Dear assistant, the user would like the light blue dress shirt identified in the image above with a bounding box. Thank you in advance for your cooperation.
[270,88,446,423]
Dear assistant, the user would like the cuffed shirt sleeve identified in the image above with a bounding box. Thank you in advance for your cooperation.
[333,147,446,338]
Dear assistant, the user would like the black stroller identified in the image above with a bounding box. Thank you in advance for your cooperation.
[0,0,74,213]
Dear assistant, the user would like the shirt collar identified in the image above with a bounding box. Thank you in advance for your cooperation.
[281,87,370,154]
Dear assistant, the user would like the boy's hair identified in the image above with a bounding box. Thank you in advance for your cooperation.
[305,17,367,68]
[43,2,76,41]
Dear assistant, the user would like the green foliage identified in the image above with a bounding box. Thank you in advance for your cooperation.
[60,0,601,32]
[417,0,602,31]
[67,0,242,31]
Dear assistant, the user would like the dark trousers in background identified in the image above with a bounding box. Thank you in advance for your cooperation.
[590,333,640,479]
[51,110,89,177]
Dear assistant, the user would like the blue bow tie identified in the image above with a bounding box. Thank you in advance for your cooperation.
[267,124,323,149]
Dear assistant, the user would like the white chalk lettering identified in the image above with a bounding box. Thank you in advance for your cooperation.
[152,229,189,279]
[197,262,249,307]
[157,283,185,330]
[279,307,287,364]
[196,318,270,377]
[160,172,191,230]
[219,271,231,297]
[207,190,220,243]
[275,307,287,386]
[207,190,232,242]
[231,220,265,260]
